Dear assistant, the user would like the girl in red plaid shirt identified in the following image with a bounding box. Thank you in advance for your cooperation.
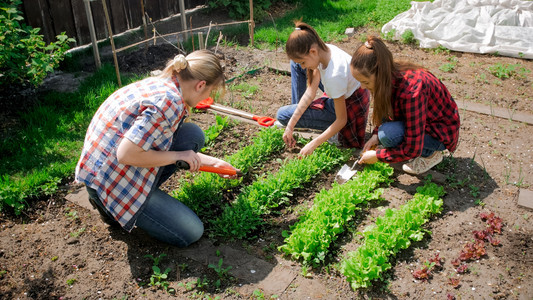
[351,36,460,175]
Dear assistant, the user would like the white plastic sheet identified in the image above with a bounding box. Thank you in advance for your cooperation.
[382,0,533,59]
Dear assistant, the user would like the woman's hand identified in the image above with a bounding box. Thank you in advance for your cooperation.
[198,154,240,179]
[358,150,378,164]
[363,134,379,152]
[179,150,202,172]
[299,139,318,156]
[283,127,296,148]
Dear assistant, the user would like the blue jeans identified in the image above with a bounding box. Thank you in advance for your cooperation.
[291,60,324,105]
[87,122,205,247]
[378,121,445,157]
[276,97,337,130]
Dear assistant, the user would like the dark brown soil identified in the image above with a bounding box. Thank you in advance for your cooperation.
[1,14,533,300]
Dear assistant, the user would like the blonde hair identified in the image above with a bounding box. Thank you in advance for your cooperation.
[160,50,225,92]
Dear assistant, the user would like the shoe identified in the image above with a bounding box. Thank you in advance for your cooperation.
[402,151,443,175]
[327,133,341,146]
[273,120,285,128]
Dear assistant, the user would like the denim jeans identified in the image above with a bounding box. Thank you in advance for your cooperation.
[290,60,324,105]
[378,121,445,157]
[276,97,337,130]
[87,122,206,247]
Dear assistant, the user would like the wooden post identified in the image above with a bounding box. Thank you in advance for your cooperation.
[198,32,204,50]
[101,0,122,87]
[249,0,254,46]
[178,0,188,39]
[141,0,148,52]
[83,0,101,68]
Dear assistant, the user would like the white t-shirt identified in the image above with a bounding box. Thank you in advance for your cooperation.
[318,44,360,99]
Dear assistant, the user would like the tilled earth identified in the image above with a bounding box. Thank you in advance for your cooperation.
[1,26,533,300]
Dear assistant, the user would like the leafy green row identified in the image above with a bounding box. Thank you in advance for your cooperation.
[279,162,394,266]
[171,127,285,220]
[210,142,351,240]
[340,181,445,290]
[201,115,231,152]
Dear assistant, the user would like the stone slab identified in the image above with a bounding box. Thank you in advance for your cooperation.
[457,100,533,125]
[64,187,96,212]
[236,263,297,297]
[517,189,533,209]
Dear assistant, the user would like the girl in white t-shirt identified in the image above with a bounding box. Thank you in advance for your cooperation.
[276,21,370,155]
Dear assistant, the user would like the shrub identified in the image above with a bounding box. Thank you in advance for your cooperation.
[207,0,272,20]
[0,0,75,87]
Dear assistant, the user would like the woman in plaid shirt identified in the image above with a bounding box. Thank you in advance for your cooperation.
[351,36,460,175]
[75,50,237,247]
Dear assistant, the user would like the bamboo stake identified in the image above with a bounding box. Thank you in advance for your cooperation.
[190,16,194,51]
[249,0,254,46]
[141,0,148,52]
[83,0,100,68]
[101,0,122,87]
[198,32,204,50]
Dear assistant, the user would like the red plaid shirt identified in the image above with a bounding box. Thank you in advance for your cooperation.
[375,69,460,163]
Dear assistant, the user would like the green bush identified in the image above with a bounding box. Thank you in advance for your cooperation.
[0,0,75,87]
[207,0,272,20]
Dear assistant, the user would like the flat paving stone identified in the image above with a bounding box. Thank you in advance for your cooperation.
[518,188,533,209]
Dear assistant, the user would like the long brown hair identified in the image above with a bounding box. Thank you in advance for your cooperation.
[286,21,328,86]
[350,36,422,126]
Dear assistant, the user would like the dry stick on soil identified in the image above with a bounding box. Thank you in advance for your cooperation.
[205,21,213,49]
[215,31,223,54]
[190,16,194,52]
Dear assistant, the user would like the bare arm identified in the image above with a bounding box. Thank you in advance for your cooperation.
[283,69,321,147]
[299,95,347,155]
[116,138,202,170]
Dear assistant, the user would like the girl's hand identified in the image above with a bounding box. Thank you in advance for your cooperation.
[299,140,318,156]
[212,159,240,179]
[363,134,379,152]
[283,128,296,148]
[358,150,378,164]
[180,150,202,171]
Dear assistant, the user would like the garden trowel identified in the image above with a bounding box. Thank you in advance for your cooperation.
[335,146,376,184]
[335,158,363,184]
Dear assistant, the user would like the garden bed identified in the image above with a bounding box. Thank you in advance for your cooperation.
[1,28,533,299]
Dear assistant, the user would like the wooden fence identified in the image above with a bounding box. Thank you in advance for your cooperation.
[20,0,205,46]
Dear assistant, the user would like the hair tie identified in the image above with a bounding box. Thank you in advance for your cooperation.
[294,27,301,30]
[173,54,188,70]
[364,41,373,49]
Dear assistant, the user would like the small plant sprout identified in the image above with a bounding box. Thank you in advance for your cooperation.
[144,253,174,293]
[69,227,85,238]
[66,277,77,286]
[208,257,233,289]
[439,56,458,72]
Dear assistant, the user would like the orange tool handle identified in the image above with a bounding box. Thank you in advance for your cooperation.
[252,115,276,127]
[199,165,239,176]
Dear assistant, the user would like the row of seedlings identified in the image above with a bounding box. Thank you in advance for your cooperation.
[340,181,445,289]
[279,162,394,266]
[211,141,352,240]
[171,127,285,221]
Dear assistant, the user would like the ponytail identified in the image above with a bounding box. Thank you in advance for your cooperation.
[160,50,225,91]
[351,36,423,127]
[286,21,328,86]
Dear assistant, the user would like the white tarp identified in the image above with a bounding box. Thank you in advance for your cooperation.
[382,0,533,59]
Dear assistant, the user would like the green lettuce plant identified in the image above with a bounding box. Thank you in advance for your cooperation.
[340,181,445,289]
[279,162,394,266]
